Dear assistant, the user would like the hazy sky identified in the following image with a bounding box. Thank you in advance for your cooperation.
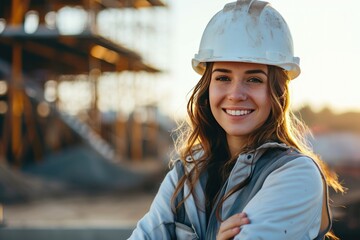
[165,0,360,117]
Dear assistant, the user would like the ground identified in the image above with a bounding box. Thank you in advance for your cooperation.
[2,191,155,228]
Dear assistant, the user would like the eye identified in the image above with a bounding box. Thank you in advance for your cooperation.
[215,75,231,81]
[247,77,264,83]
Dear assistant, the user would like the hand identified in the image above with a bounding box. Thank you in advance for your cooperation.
[216,212,250,240]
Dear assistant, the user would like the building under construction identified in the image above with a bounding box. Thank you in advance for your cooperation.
[0,0,173,202]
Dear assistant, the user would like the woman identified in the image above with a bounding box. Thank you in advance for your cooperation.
[129,0,344,239]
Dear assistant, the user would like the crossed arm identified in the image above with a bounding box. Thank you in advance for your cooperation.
[129,157,324,240]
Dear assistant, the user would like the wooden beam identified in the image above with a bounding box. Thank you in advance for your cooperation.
[11,0,30,25]
[21,41,90,73]
[115,115,128,160]
[88,57,101,132]
[131,113,143,161]
[0,204,4,226]
[10,42,24,166]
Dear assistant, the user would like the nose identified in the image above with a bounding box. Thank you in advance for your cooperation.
[227,82,247,101]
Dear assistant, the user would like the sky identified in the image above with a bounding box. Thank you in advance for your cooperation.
[164,0,360,118]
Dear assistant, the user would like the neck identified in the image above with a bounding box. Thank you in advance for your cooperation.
[227,135,247,158]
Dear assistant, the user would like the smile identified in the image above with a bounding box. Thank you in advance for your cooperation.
[225,109,253,116]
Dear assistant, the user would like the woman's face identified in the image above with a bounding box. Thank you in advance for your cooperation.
[209,62,271,151]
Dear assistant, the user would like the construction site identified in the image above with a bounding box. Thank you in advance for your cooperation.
[1,1,360,240]
[0,0,172,239]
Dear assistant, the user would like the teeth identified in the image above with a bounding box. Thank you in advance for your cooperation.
[226,109,252,116]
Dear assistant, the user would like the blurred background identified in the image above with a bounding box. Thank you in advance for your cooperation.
[0,0,359,239]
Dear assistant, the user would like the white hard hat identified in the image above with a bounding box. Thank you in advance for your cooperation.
[192,0,300,79]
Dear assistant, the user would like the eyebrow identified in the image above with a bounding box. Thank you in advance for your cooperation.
[212,68,268,77]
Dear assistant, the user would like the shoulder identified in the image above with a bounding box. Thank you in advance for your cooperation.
[252,148,324,204]
[239,156,324,239]
[274,155,321,177]
[258,145,322,179]
[254,146,321,179]
[265,155,323,194]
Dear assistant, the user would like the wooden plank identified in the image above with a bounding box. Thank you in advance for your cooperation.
[115,116,128,159]
[10,0,30,25]
[0,204,3,227]
[21,41,90,73]
[131,114,143,161]
[10,42,23,166]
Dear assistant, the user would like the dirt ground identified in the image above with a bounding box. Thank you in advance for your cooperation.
[2,191,156,228]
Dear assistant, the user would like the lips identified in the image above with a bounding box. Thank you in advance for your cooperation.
[225,109,253,116]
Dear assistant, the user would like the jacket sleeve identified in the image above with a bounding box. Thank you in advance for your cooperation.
[235,157,323,240]
[128,166,179,240]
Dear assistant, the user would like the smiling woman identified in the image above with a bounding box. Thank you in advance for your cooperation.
[129,1,344,239]
[209,62,271,157]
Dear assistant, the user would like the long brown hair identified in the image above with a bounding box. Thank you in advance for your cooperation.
[171,62,344,238]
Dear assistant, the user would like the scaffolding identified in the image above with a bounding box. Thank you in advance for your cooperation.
[0,0,171,169]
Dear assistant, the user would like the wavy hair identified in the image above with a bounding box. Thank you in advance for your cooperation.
[171,62,344,239]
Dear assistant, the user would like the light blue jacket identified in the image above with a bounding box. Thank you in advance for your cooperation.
[129,142,330,239]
